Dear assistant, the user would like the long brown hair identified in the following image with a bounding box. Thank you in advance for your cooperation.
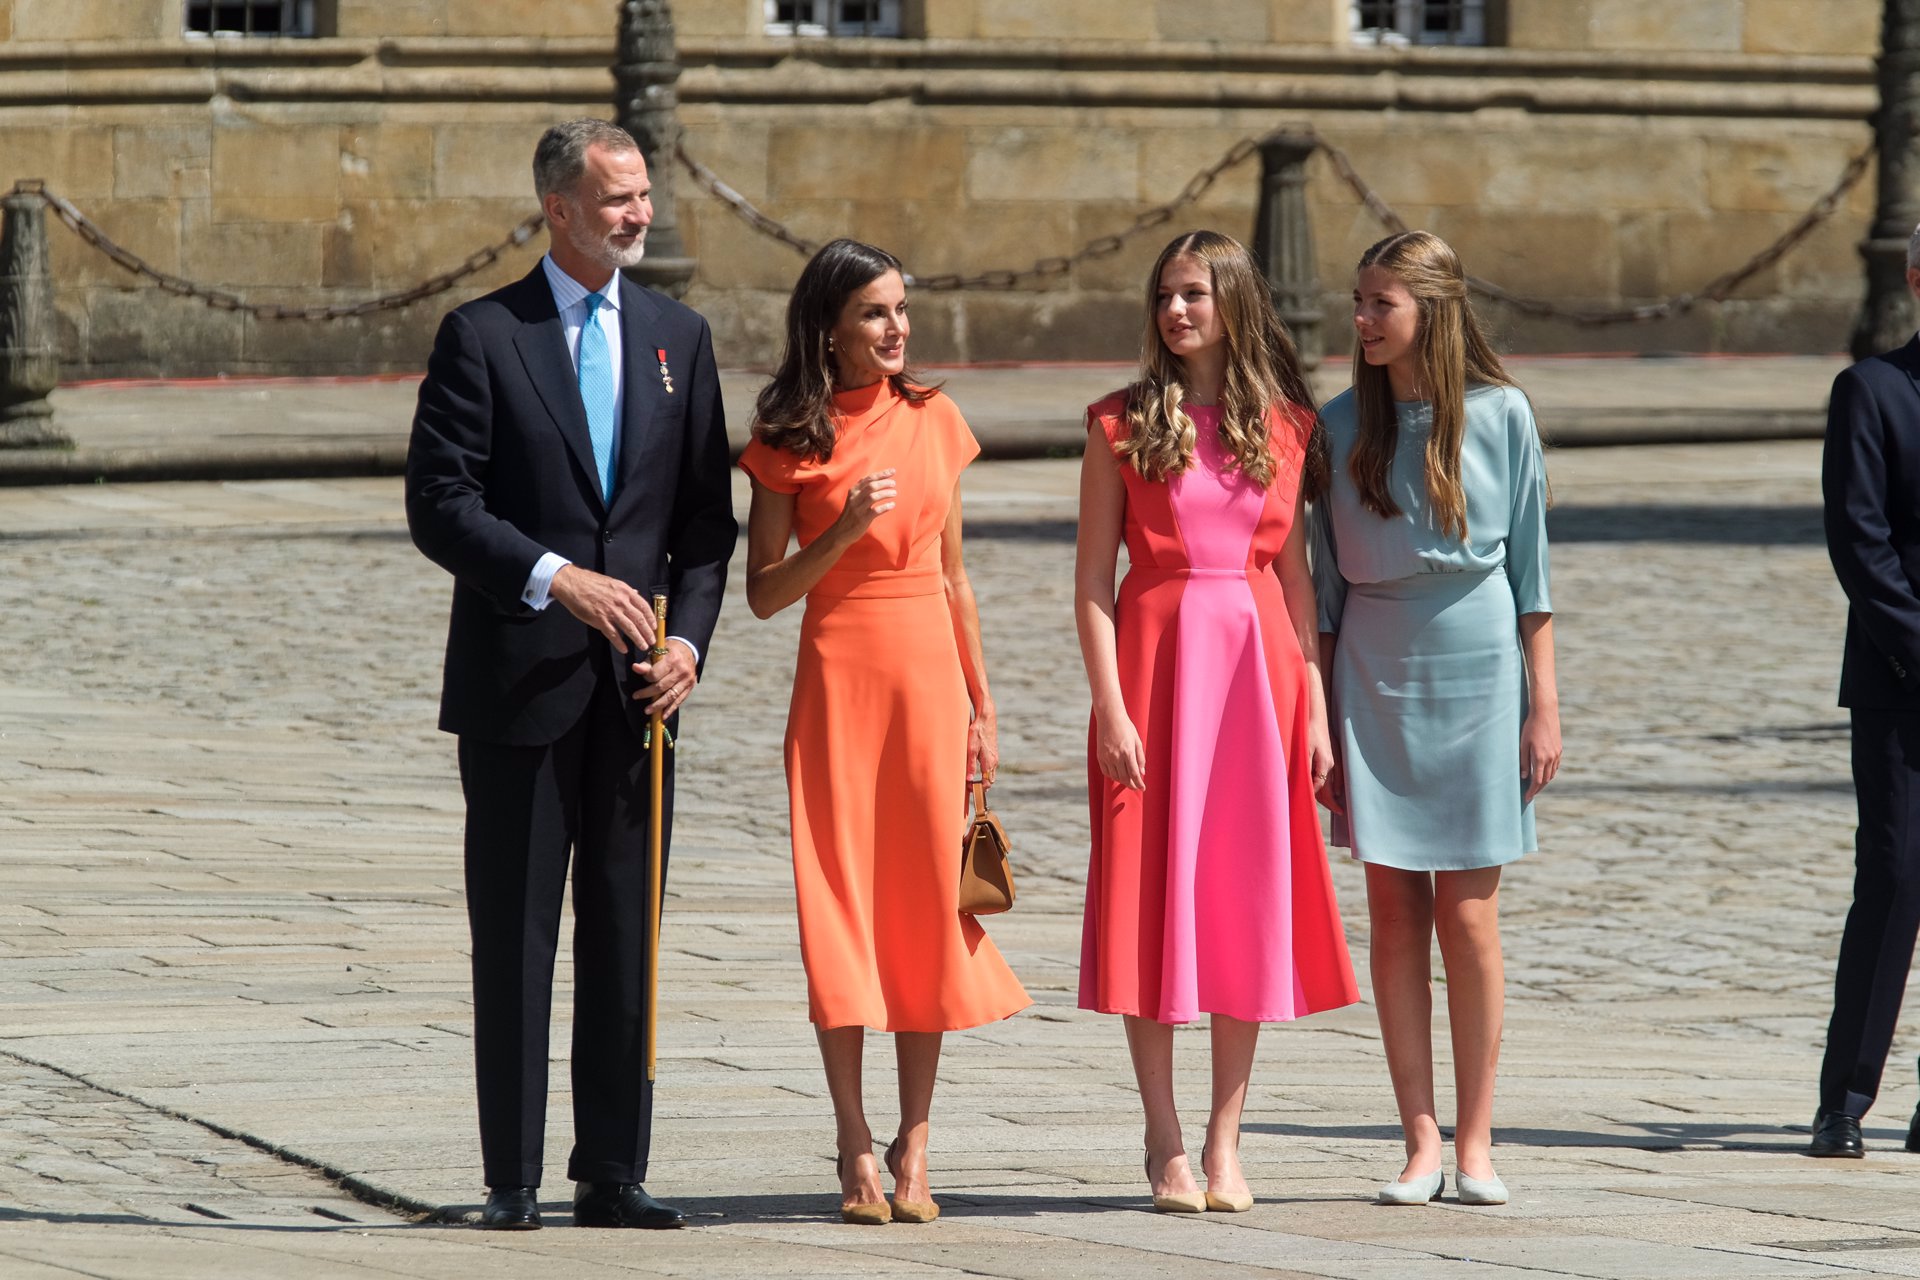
[1115,230,1321,489]
[1349,230,1516,542]
[751,238,935,460]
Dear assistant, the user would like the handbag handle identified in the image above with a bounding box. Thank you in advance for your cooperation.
[971,779,987,813]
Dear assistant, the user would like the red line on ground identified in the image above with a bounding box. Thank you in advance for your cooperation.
[61,373,425,390]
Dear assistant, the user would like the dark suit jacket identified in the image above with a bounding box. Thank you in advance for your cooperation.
[1823,336,1920,711]
[405,264,737,745]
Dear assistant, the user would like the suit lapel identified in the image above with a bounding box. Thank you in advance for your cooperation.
[1898,334,1920,381]
[511,274,605,511]
[1889,335,1920,415]
[611,276,667,517]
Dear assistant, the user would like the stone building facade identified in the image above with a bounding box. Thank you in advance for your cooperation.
[0,0,1885,375]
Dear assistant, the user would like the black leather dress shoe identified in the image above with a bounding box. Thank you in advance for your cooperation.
[1905,1105,1920,1153]
[572,1182,687,1229]
[1809,1110,1865,1158]
[480,1185,542,1229]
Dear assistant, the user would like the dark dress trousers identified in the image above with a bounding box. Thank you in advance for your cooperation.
[406,264,735,1187]
[1818,335,1920,1120]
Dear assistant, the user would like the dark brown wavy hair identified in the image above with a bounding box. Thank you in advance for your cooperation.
[1349,230,1520,542]
[1116,230,1322,493]
[750,238,936,460]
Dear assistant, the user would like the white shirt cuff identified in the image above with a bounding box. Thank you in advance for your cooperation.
[524,556,699,665]
[523,553,569,610]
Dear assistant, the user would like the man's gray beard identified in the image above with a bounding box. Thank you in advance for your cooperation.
[566,213,647,270]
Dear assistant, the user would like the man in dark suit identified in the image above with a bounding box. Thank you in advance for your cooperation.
[1809,231,1920,1158]
[406,118,736,1225]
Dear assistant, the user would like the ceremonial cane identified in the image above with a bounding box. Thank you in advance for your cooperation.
[645,592,670,1082]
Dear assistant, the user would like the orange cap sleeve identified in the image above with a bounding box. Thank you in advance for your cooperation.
[739,436,804,494]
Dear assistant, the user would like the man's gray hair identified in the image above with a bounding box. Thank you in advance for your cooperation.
[533,118,640,201]
[1908,222,1920,271]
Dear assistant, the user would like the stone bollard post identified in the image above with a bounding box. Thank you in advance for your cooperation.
[1252,134,1324,371]
[0,184,69,447]
[615,0,698,300]
[1851,1,1920,359]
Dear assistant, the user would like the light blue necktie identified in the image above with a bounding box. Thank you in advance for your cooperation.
[578,291,618,502]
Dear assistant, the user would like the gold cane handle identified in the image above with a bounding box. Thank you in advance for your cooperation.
[643,594,670,749]
[649,593,669,663]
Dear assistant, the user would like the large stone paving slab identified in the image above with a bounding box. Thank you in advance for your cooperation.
[0,446,1913,1276]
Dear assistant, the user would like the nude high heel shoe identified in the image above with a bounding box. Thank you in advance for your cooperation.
[1146,1152,1208,1213]
[1199,1145,1254,1213]
[835,1154,891,1225]
[884,1140,940,1223]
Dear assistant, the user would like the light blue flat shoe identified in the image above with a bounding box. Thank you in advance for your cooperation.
[1455,1171,1508,1205]
[1375,1168,1444,1205]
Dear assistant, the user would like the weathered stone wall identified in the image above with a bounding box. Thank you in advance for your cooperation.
[0,0,1890,376]
[694,0,1882,51]
[1507,0,1878,55]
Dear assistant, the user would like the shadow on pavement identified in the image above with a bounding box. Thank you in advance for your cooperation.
[962,505,1827,546]
[963,518,1078,542]
[667,1191,1177,1222]
[0,1207,164,1227]
[1555,779,1851,795]
[0,1206,420,1231]
[1546,504,1822,544]
[1248,1119,1908,1154]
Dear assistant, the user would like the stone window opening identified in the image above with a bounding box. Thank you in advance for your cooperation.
[1352,0,1488,46]
[765,0,902,38]
[184,0,318,38]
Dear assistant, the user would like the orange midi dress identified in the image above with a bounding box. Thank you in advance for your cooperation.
[739,380,1031,1032]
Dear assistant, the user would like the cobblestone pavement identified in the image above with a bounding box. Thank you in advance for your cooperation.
[15,353,1844,484]
[2,444,1918,1277]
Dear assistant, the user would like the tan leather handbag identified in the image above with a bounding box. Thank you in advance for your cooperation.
[958,781,1015,915]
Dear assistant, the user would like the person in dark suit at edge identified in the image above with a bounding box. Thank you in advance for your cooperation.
[1809,223,1920,1158]
[405,118,736,1225]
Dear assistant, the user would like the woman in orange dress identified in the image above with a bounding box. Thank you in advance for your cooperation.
[740,239,1030,1226]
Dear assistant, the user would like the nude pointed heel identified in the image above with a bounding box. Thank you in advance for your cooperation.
[885,1140,940,1224]
[1147,1152,1208,1214]
[1200,1144,1254,1212]
[835,1154,891,1225]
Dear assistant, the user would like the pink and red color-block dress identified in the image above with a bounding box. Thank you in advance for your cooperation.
[1078,392,1359,1025]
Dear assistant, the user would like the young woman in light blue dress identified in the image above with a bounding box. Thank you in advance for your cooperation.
[1314,231,1561,1208]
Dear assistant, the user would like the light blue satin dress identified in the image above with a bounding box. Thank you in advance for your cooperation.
[1313,383,1551,871]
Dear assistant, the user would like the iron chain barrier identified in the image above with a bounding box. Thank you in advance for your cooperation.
[676,135,1269,292]
[1313,135,1878,325]
[11,127,1879,327]
[682,128,1879,324]
[9,178,546,323]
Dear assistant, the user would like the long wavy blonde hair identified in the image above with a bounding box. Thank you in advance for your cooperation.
[1350,231,1518,542]
[1116,230,1319,488]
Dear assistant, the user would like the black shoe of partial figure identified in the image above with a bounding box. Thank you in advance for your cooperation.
[479,1186,542,1229]
[572,1182,688,1229]
[1808,1110,1865,1158]
[1906,1105,1920,1154]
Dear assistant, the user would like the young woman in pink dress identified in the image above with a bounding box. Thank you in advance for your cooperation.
[1075,230,1360,1213]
